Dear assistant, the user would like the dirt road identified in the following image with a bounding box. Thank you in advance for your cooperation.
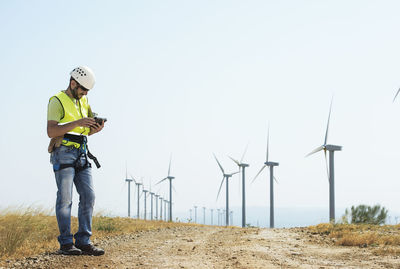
[3,226,400,268]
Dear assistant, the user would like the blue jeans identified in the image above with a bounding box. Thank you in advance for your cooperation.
[50,145,95,246]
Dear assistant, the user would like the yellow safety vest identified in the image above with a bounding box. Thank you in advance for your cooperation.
[49,91,90,148]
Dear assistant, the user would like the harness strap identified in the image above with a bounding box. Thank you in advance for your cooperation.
[87,145,101,168]
[53,134,101,171]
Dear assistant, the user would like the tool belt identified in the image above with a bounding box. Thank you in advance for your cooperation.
[52,134,101,172]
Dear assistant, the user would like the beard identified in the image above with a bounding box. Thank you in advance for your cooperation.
[71,86,81,99]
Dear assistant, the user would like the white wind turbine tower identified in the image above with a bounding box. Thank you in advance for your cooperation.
[202,207,206,224]
[164,199,168,221]
[252,124,279,228]
[149,191,155,220]
[306,98,342,222]
[214,153,239,226]
[125,175,133,218]
[158,196,163,220]
[142,188,148,220]
[130,175,143,219]
[154,194,159,220]
[156,156,175,222]
[229,144,249,228]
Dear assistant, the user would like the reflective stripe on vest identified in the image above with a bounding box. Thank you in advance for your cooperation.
[49,91,90,148]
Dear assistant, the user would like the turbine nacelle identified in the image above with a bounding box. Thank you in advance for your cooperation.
[265,161,279,167]
[325,144,342,151]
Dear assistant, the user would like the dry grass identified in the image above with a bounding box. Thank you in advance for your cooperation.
[0,207,196,260]
[308,223,400,247]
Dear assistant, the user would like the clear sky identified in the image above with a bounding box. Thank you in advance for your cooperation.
[1,0,400,222]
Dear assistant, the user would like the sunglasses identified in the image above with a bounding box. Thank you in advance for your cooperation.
[78,84,90,92]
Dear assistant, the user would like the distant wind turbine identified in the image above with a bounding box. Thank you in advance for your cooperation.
[149,191,155,220]
[164,199,168,221]
[130,174,143,219]
[158,196,164,220]
[252,124,279,228]
[125,173,133,218]
[306,98,342,222]
[229,144,249,228]
[142,188,148,220]
[155,194,159,220]
[156,156,175,221]
[214,153,239,226]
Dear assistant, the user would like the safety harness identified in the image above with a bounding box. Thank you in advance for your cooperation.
[53,134,101,172]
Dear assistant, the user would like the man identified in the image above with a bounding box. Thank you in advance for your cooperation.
[47,66,105,256]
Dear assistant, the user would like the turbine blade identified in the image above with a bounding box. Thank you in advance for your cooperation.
[324,149,330,182]
[274,176,279,184]
[394,88,400,102]
[306,145,324,157]
[216,176,225,200]
[129,174,137,184]
[251,165,267,183]
[228,156,240,166]
[213,153,225,174]
[240,142,250,163]
[324,97,333,146]
[156,177,168,185]
[168,154,172,176]
[266,122,270,162]
[229,171,240,176]
[172,185,177,194]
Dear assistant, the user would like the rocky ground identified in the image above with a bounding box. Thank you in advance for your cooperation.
[1,226,400,268]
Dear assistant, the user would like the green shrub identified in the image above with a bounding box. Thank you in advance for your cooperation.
[342,204,388,225]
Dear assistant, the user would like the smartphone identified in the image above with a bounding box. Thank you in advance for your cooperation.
[94,117,107,124]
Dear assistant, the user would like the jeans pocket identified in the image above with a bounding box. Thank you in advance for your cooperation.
[53,146,77,164]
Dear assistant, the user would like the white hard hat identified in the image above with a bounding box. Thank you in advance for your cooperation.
[70,66,96,90]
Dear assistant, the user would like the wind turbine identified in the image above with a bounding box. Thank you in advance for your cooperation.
[130,175,143,219]
[194,206,198,223]
[158,196,163,220]
[142,188,148,220]
[154,194,159,220]
[156,156,175,222]
[149,191,155,220]
[252,124,279,228]
[125,175,133,217]
[229,144,249,228]
[203,207,206,224]
[210,209,214,225]
[214,153,239,226]
[306,98,342,222]
[164,199,168,221]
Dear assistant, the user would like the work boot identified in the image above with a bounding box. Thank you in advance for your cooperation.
[75,243,105,256]
[58,243,82,255]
